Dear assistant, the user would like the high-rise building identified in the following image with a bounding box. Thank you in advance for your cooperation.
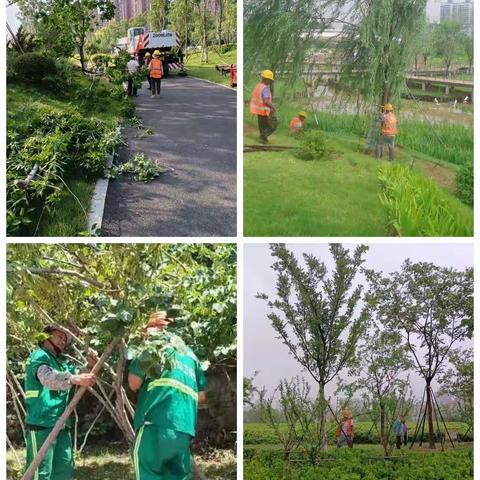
[114,0,151,22]
[440,0,473,35]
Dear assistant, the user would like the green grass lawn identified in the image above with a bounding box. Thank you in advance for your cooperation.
[243,92,472,237]
[185,46,237,86]
[7,444,236,480]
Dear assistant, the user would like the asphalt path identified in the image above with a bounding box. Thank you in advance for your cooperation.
[102,76,236,237]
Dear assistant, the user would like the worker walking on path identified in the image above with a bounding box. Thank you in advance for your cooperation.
[376,103,398,161]
[336,409,354,448]
[289,111,307,134]
[24,325,98,480]
[249,70,277,144]
[128,311,207,480]
[127,55,140,97]
[144,52,152,91]
[149,51,164,99]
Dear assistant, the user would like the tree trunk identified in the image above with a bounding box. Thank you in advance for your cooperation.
[22,338,120,480]
[414,56,418,75]
[201,1,209,64]
[380,403,386,450]
[426,382,436,449]
[319,384,328,452]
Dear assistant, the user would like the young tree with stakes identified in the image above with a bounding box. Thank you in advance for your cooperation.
[365,260,473,449]
[257,243,368,451]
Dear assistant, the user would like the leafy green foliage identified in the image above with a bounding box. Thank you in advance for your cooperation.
[12,53,57,83]
[7,244,236,367]
[295,130,328,160]
[244,448,473,480]
[109,153,164,182]
[7,105,122,235]
[378,164,473,236]
[456,162,473,207]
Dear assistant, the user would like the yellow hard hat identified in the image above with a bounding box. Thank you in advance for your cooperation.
[261,69,274,81]
[343,409,350,418]
[153,50,161,56]
[384,103,393,111]
[145,52,151,57]
[299,111,308,118]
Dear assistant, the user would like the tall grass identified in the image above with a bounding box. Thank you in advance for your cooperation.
[314,111,472,167]
[378,164,473,237]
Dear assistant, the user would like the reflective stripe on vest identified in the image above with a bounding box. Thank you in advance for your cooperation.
[25,390,39,399]
[147,378,198,401]
[150,59,163,78]
[250,83,271,116]
[382,113,397,136]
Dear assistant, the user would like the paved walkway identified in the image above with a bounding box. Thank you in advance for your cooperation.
[102,76,236,237]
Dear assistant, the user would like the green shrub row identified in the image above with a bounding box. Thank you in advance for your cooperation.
[244,449,473,480]
[378,164,473,236]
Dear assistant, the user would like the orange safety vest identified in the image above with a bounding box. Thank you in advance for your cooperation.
[336,418,354,437]
[250,82,271,116]
[382,112,398,136]
[289,116,303,132]
[150,58,164,79]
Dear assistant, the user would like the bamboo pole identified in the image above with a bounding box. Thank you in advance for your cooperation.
[22,337,119,480]
[7,435,22,467]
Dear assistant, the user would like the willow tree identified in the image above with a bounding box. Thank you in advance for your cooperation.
[338,0,427,144]
[366,260,473,449]
[244,0,347,84]
[257,244,368,451]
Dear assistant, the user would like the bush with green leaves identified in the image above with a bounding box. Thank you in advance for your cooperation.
[7,105,122,235]
[296,130,329,160]
[456,162,473,207]
[109,153,163,182]
[378,164,473,236]
[13,52,57,83]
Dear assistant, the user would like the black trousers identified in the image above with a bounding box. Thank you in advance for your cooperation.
[396,435,402,449]
[152,78,161,95]
[258,115,278,142]
[147,75,151,89]
[127,75,137,96]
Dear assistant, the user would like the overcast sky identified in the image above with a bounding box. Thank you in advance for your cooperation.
[6,0,445,35]
[244,243,473,404]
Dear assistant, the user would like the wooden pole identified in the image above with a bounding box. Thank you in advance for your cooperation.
[22,337,119,480]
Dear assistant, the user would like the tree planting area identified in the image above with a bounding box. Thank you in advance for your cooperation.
[243,244,473,479]
[244,0,473,237]
[6,244,237,479]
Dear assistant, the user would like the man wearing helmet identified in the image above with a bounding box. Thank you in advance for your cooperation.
[376,103,398,161]
[289,111,308,134]
[336,409,354,448]
[23,325,98,479]
[249,69,278,144]
[128,311,207,480]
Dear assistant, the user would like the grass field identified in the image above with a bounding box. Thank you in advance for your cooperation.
[243,90,473,237]
[7,444,236,480]
[185,46,237,86]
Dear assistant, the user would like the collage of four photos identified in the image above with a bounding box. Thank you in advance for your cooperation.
[5,0,475,479]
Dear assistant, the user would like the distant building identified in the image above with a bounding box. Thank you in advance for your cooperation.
[440,0,473,35]
[114,0,151,22]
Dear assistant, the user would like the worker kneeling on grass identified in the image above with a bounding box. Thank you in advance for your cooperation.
[149,51,164,99]
[129,311,207,480]
[336,409,354,449]
[24,325,98,480]
[376,103,398,161]
[289,111,307,134]
[249,69,278,144]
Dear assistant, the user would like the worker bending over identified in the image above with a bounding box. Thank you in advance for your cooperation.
[250,70,277,144]
[129,311,207,480]
[289,111,307,134]
[376,103,398,161]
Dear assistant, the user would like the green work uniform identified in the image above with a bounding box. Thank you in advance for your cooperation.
[129,343,207,480]
[24,347,77,480]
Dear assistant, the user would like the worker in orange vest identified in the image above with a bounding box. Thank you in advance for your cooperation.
[249,70,277,144]
[376,103,398,161]
[336,409,354,448]
[149,50,164,99]
[289,111,307,134]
